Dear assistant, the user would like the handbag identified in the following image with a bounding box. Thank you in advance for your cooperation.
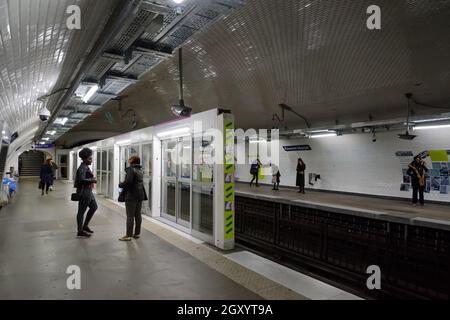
[38,180,43,190]
[71,192,80,202]
[118,189,126,203]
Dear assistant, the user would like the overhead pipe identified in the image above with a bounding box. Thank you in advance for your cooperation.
[37,0,143,141]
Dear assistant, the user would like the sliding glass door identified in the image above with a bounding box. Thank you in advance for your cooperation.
[161,137,191,228]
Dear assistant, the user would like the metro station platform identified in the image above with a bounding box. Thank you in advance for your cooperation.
[236,183,450,230]
[0,180,359,300]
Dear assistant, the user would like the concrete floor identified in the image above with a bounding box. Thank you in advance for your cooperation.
[0,180,261,300]
[237,183,450,225]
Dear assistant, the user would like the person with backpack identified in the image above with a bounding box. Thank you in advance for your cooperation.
[249,159,262,187]
[118,155,148,242]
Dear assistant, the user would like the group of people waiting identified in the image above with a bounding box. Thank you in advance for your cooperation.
[249,158,307,193]
[248,155,429,205]
[73,148,147,241]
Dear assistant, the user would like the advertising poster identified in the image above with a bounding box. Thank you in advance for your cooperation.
[397,150,450,196]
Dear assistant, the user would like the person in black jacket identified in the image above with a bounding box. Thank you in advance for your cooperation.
[407,156,429,206]
[119,155,148,241]
[40,159,53,196]
[74,148,97,238]
[249,159,262,187]
[296,158,306,193]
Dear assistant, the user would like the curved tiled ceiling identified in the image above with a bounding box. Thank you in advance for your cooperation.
[0,0,122,142]
[58,0,450,147]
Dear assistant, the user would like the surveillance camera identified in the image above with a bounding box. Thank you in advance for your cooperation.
[171,100,192,117]
[39,107,51,122]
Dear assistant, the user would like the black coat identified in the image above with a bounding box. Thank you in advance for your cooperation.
[407,162,428,187]
[296,163,306,187]
[119,165,148,202]
[75,163,95,198]
[40,164,53,184]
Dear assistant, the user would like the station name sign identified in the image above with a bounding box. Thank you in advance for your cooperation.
[34,144,55,149]
[283,145,312,152]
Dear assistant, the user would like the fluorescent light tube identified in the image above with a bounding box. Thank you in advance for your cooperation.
[310,133,337,139]
[157,127,191,138]
[413,124,450,131]
[116,140,131,146]
[83,85,99,103]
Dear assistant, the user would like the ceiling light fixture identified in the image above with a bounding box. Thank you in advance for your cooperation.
[413,124,450,131]
[310,133,337,139]
[83,85,99,103]
[116,140,131,146]
[157,127,191,138]
[55,117,69,125]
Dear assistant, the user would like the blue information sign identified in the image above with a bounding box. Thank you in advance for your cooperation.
[283,145,312,152]
[35,144,55,149]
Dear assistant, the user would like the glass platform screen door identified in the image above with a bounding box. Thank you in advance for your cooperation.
[96,148,114,199]
[191,134,215,242]
[119,143,152,216]
[141,143,153,216]
[161,136,191,228]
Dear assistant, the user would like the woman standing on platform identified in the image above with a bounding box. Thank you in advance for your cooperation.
[74,148,97,238]
[39,159,53,196]
[271,163,281,190]
[118,155,148,242]
[296,158,306,194]
[407,156,428,206]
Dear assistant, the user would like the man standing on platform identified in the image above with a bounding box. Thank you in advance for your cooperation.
[407,156,428,206]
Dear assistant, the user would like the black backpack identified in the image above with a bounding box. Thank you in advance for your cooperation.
[250,163,259,174]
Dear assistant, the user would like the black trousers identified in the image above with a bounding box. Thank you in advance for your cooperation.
[41,182,50,193]
[250,174,259,186]
[126,201,142,237]
[77,193,98,233]
[412,184,425,205]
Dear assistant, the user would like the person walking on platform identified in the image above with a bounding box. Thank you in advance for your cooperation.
[249,159,262,187]
[296,158,306,193]
[271,163,281,190]
[74,148,97,238]
[39,159,53,196]
[49,158,58,191]
[119,155,148,242]
[407,156,428,206]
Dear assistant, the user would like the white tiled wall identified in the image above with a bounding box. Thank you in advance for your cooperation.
[236,127,450,202]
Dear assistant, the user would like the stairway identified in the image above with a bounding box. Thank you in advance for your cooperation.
[0,145,8,175]
[19,151,44,177]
